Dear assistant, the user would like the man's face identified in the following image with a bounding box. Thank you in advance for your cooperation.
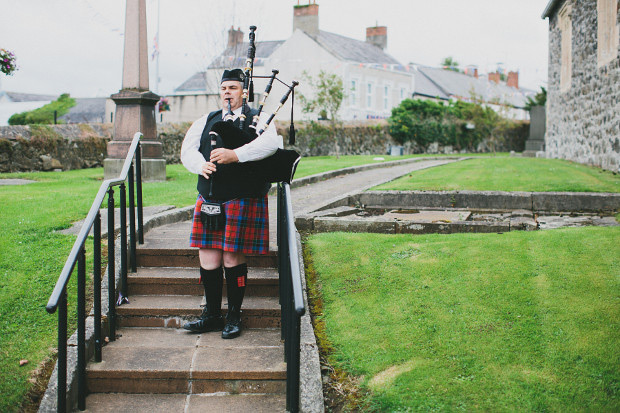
[220,80,243,111]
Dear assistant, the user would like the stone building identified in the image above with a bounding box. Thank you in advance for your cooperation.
[542,0,620,172]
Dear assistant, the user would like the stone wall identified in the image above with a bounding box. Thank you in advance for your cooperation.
[0,119,527,172]
[0,124,112,172]
[546,0,620,172]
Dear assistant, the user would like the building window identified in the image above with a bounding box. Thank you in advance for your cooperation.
[597,0,619,67]
[367,82,373,108]
[383,85,390,110]
[400,88,406,100]
[350,80,357,106]
[559,3,572,92]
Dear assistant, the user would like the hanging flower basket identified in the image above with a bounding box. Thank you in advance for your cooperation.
[157,97,170,112]
[0,49,17,76]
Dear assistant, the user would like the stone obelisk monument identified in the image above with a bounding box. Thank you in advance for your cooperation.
[104,0,165,181]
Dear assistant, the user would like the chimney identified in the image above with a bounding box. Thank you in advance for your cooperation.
[293,1,319,36]
[488,72,501,84]
[366,26,387,50]
[464,66,479,78]
[228,26,244,48]
[507,71,519,88]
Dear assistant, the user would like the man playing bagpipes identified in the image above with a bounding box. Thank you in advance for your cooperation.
[179,68,281,339]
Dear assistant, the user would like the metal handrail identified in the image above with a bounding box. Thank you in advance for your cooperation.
[277,181,306,412]
[46,133,142,313]
[284,183,305,316]
[45,132,144,412]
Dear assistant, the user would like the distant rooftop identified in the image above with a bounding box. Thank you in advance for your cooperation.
[312,30,404,69]
[0,91,58,102]
[208,40,285,69]
[59,98,107,123]
[414,66,535,108]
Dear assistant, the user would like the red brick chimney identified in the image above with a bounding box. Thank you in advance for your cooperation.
[293,1,319,36]
[488,72,501,84]
[366,26,387,50]
[228,26,243,48]
[507,71,519,89]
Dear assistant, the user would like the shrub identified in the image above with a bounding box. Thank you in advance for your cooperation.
[388,98,526,152]
[8,93,76,125]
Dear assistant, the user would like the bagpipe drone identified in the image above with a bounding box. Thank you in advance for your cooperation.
[209,25,301,185]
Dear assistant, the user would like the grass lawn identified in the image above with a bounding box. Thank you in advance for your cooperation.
[373,157,620,193]
[306,228,620,411]
[294,154,448,178]
[0,155,617,411]
[0,165,198,412]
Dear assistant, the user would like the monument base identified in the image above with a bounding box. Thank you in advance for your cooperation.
[104,158,166,182]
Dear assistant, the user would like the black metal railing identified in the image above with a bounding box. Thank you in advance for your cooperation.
[276,182,306,413]
[45,132,144,412]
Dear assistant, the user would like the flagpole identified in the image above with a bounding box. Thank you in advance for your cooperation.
[155,0,160,94]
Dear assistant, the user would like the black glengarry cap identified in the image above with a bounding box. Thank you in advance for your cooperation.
[221,68,245,83]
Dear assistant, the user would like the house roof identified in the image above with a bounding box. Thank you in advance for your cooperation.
[412,68,450,100]
[542,0,563,18]
[59,98,107,123]
[208,40,285,69]
[312,30,403,68]
[414,66,534,109]
[174,72,207,92]
[0,91,58,102]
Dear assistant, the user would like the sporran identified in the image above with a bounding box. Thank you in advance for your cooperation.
[200,200,226,230]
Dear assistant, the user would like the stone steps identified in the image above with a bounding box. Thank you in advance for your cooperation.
[116,295,281,329]
[127,266,279,297]
[82,393,286,413]
[86,328,286,401]
[136,248,278,268]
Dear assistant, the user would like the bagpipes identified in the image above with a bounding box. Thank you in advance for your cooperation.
[209,25,301,186]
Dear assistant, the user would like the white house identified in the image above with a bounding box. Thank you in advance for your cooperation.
[166,2,414,124]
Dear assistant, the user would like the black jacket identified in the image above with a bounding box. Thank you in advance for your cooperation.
[196,107,270,201]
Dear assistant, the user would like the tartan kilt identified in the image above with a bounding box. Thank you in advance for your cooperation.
[190,194,269,254]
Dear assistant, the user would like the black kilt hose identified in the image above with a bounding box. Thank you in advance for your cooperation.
[190,107,270,255]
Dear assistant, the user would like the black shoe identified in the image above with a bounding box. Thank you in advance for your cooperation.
[183,313,224,333]
[221,314,241,339]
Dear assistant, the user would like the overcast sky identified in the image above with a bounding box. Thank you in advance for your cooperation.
[0,0,550,98]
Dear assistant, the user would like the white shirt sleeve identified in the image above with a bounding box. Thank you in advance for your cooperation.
[180,114,208,175]
[234,112,283,163]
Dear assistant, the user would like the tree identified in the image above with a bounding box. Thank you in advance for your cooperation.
[8,94,76,125]
[298,70,345,158]
[524,87,547,111]
[298,70,344,124]
[441,56,460,72]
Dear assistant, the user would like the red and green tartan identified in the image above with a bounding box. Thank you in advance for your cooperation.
[190,195,269,254]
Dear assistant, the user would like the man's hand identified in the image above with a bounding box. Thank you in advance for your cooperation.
[201,161,216,179]
[210,148,239,164]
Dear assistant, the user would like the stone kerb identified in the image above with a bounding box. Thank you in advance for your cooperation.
[297,190,620,235]
[353,191,620,213]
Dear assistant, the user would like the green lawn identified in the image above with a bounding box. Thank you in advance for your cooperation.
[0,166,197,412]
[294,154,435,178]
[373,157,620,192]
[306,229,620,411]
[0,155,618,411]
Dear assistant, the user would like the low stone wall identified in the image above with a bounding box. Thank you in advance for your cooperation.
[0,120,527,172]
[0,124,112,172]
